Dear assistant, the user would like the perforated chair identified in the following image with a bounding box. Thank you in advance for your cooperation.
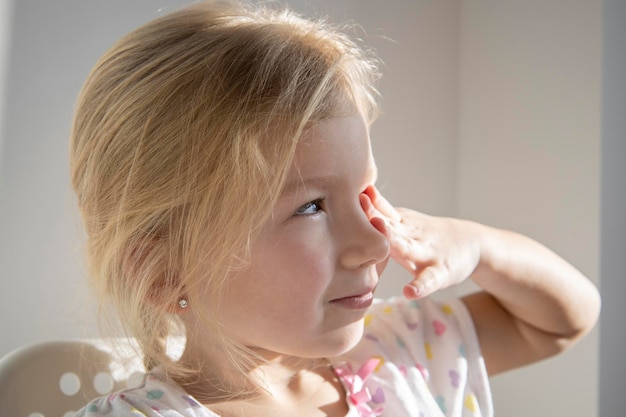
[0,340,145,417]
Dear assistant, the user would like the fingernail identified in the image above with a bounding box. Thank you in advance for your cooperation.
[359,192,373,210]
[403,284,420,299]
[370,216,387,235]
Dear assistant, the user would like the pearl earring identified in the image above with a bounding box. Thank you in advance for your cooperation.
[178,298,189,309]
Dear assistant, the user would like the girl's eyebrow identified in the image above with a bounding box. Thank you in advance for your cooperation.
[280,166,378,198]
[280,175,338,198]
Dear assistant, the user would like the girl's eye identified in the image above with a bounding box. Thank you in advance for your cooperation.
[295,199,325,216]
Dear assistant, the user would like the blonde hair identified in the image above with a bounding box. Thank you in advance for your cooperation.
[70,0,379,397]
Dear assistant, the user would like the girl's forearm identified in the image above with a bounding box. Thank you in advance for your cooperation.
[464,223,600,373]
[472,224,600,340]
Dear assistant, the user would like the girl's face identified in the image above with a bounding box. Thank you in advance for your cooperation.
[216,113,389,359]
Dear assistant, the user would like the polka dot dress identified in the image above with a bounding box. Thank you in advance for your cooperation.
[330,297,493,417]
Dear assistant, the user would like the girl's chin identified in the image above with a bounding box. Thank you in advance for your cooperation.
[319,320,366,358]
[241,318,367,360]
[274,323,365,360]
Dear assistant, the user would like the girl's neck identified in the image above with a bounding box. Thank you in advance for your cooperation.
[176,347,349,416]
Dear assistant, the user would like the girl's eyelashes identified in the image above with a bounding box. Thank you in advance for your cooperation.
[294,198,325,216]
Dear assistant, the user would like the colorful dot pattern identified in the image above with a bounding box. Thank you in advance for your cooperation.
[331,297,492,416]
[73,373,218,417]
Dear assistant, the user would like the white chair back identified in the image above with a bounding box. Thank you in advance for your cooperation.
[0,340,145,417]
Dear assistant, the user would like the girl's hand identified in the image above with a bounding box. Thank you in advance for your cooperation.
[362,186,600,376]
[362,186,481,299]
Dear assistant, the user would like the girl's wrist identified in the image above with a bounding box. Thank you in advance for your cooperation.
[469,221,512,285]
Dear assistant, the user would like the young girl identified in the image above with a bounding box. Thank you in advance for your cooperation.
[71,1,600,416]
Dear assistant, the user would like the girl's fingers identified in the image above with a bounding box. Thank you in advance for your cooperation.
[359,191,377,218]
[365,186,401,222]
[366,188,432,264]
[359,192,392,275]
[370,216,388,236]
[359,193,388,236]
[362,188,475,301]
[362,187,413,258]
[363,186,447,300]
[404,266,443,299]
[386,220,432,267]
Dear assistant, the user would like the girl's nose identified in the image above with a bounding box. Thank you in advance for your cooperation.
[339,194,390,269]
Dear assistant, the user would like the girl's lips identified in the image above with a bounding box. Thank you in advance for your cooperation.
[330,291,374,310]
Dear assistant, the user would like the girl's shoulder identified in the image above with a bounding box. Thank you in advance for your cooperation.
[75,371,218,417]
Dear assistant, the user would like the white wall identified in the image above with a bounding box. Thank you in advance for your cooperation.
[0,0,188,351]
[456,2,601,417]
[0,1,603,417]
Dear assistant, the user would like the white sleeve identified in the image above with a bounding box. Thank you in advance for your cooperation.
[74,372,218,417]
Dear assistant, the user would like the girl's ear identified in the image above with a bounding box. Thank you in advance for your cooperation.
[123,237,188,314]
[144,279,189,314]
